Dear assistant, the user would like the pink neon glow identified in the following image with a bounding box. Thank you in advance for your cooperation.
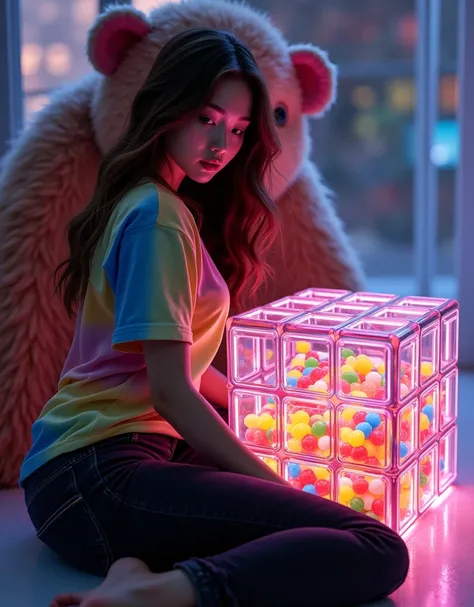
[227,290,459,535]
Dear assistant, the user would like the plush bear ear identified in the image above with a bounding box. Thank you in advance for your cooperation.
[87,6,152,76]
[288,45,337,117]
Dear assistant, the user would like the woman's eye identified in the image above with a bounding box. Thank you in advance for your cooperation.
[232,128,244,136]
[199,115,215,125]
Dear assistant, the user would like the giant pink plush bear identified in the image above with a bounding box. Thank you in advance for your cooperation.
[0,0,364,487]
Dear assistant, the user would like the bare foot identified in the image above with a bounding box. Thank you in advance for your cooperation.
[50,557,196,607]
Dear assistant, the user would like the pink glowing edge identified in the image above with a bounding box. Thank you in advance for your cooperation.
[227,289,459,536]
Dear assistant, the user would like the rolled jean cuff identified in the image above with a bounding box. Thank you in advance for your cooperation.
[174,558,237,607]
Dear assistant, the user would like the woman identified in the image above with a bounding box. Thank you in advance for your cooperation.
[20,28,409,607]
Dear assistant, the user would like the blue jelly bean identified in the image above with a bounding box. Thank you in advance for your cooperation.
[266,397,275,404]
[286,377,298,387]
[400,442,409,459]
[302,484,317,494]
[303,367,313,376]
[440,457,445,472]
[288,463,301,479]
[365,412,381,429]
[356,422,373,439]
[422,404,434,423]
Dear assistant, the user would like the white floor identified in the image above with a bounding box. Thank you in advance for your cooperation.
[1,373,473,607]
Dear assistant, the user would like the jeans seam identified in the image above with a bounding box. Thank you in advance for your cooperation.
[35,494,83,538]
[70,465,114,571]
[90,447,293,531]
[25,450,92,509]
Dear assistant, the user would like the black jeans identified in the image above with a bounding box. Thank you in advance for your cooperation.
[23,410,409,607]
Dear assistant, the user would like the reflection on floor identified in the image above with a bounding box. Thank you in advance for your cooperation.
[0,373,473,607]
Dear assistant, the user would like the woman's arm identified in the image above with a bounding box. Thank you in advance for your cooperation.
[143,340,288,485]
[199,365,229,408]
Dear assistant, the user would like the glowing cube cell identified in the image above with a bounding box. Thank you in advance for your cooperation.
[394,296,459,372]
[397,399,418,468]
[282,312,353,396]
[320,301,378,317]
[439,426,457,493]
[396,462,418,533]
[337,405,392,470]
[337,468,389,525]
[283,398,334,460]
[419,383,439,448]
[269,296,327,313]
[440,367,458,430]
[372,306,439,386]
[294,288,350,302]
[227,308,301,388]
[341,291,397,306]
[230,391,280,451]
[284,459,333,498]
[419,443,438,513]
[259,455,281,476]
[336,316,419,405]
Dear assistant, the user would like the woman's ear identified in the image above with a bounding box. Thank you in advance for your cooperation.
[87,5,152,76]
[289,45,337,116]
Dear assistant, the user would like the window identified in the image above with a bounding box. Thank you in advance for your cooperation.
[20,0,98,123]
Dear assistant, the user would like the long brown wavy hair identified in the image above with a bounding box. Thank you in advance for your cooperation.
[55,27,281,317]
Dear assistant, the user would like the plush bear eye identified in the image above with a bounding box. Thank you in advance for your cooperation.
[274,106,287,127]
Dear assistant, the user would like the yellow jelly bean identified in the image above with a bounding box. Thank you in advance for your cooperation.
[341,364,355,375]
[287,369,302,379]
[365,441,377,457]
[291,355,305,367]
[308,384,326,393]
[291,423,311,440]
[401,474,411,490]
[339,485,355,503]
[257,413,274,431]
[292,410,310,425]
[244,414,259,429]
[315,467,330,480]
[346,356,357,367]
[351,390,368,398]
[264,458,278,473]
[420,361,433,376]
[287,438,302,452]
[348,429,365,447]
[399,489,410,510]
[340,427,353,443]
[377,363,385,375]
[286,423,293,434]
[323,410,331,422]
[354,357,373,375]
[342,408,356,422]
[266,349,274,361]
[296,341,311,354]
[425,394,433,404]
[420,413,430,432]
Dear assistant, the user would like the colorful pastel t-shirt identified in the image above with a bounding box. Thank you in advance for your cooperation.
[19,182,230,485]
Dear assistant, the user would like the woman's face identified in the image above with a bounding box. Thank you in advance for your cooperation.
[165,76,252,186]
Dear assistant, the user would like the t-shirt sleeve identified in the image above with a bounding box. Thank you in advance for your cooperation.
[104,224,198,353]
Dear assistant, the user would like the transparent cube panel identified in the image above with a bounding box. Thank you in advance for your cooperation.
[319,301,378,317]
[230,391,279,451]
[396,462,418,534]
[228,308,299,388]
[282,313,352,396]
[419,443,438,513]
[258,454,281,476]
[337,467,390,525]
[397,399,418,469]
[284,459,333,499]
[419,383,439,448]
[440,367,458,430]
[336,317,419,405]
[284,398,334,460]
[337,405,392,470]
[269,296,327,313]
[439,426,457,493]
[394,296,458,372]
[373,306,439,386]
[441,309,459,371]
[294,288,350,302]
[341,291,397,306]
